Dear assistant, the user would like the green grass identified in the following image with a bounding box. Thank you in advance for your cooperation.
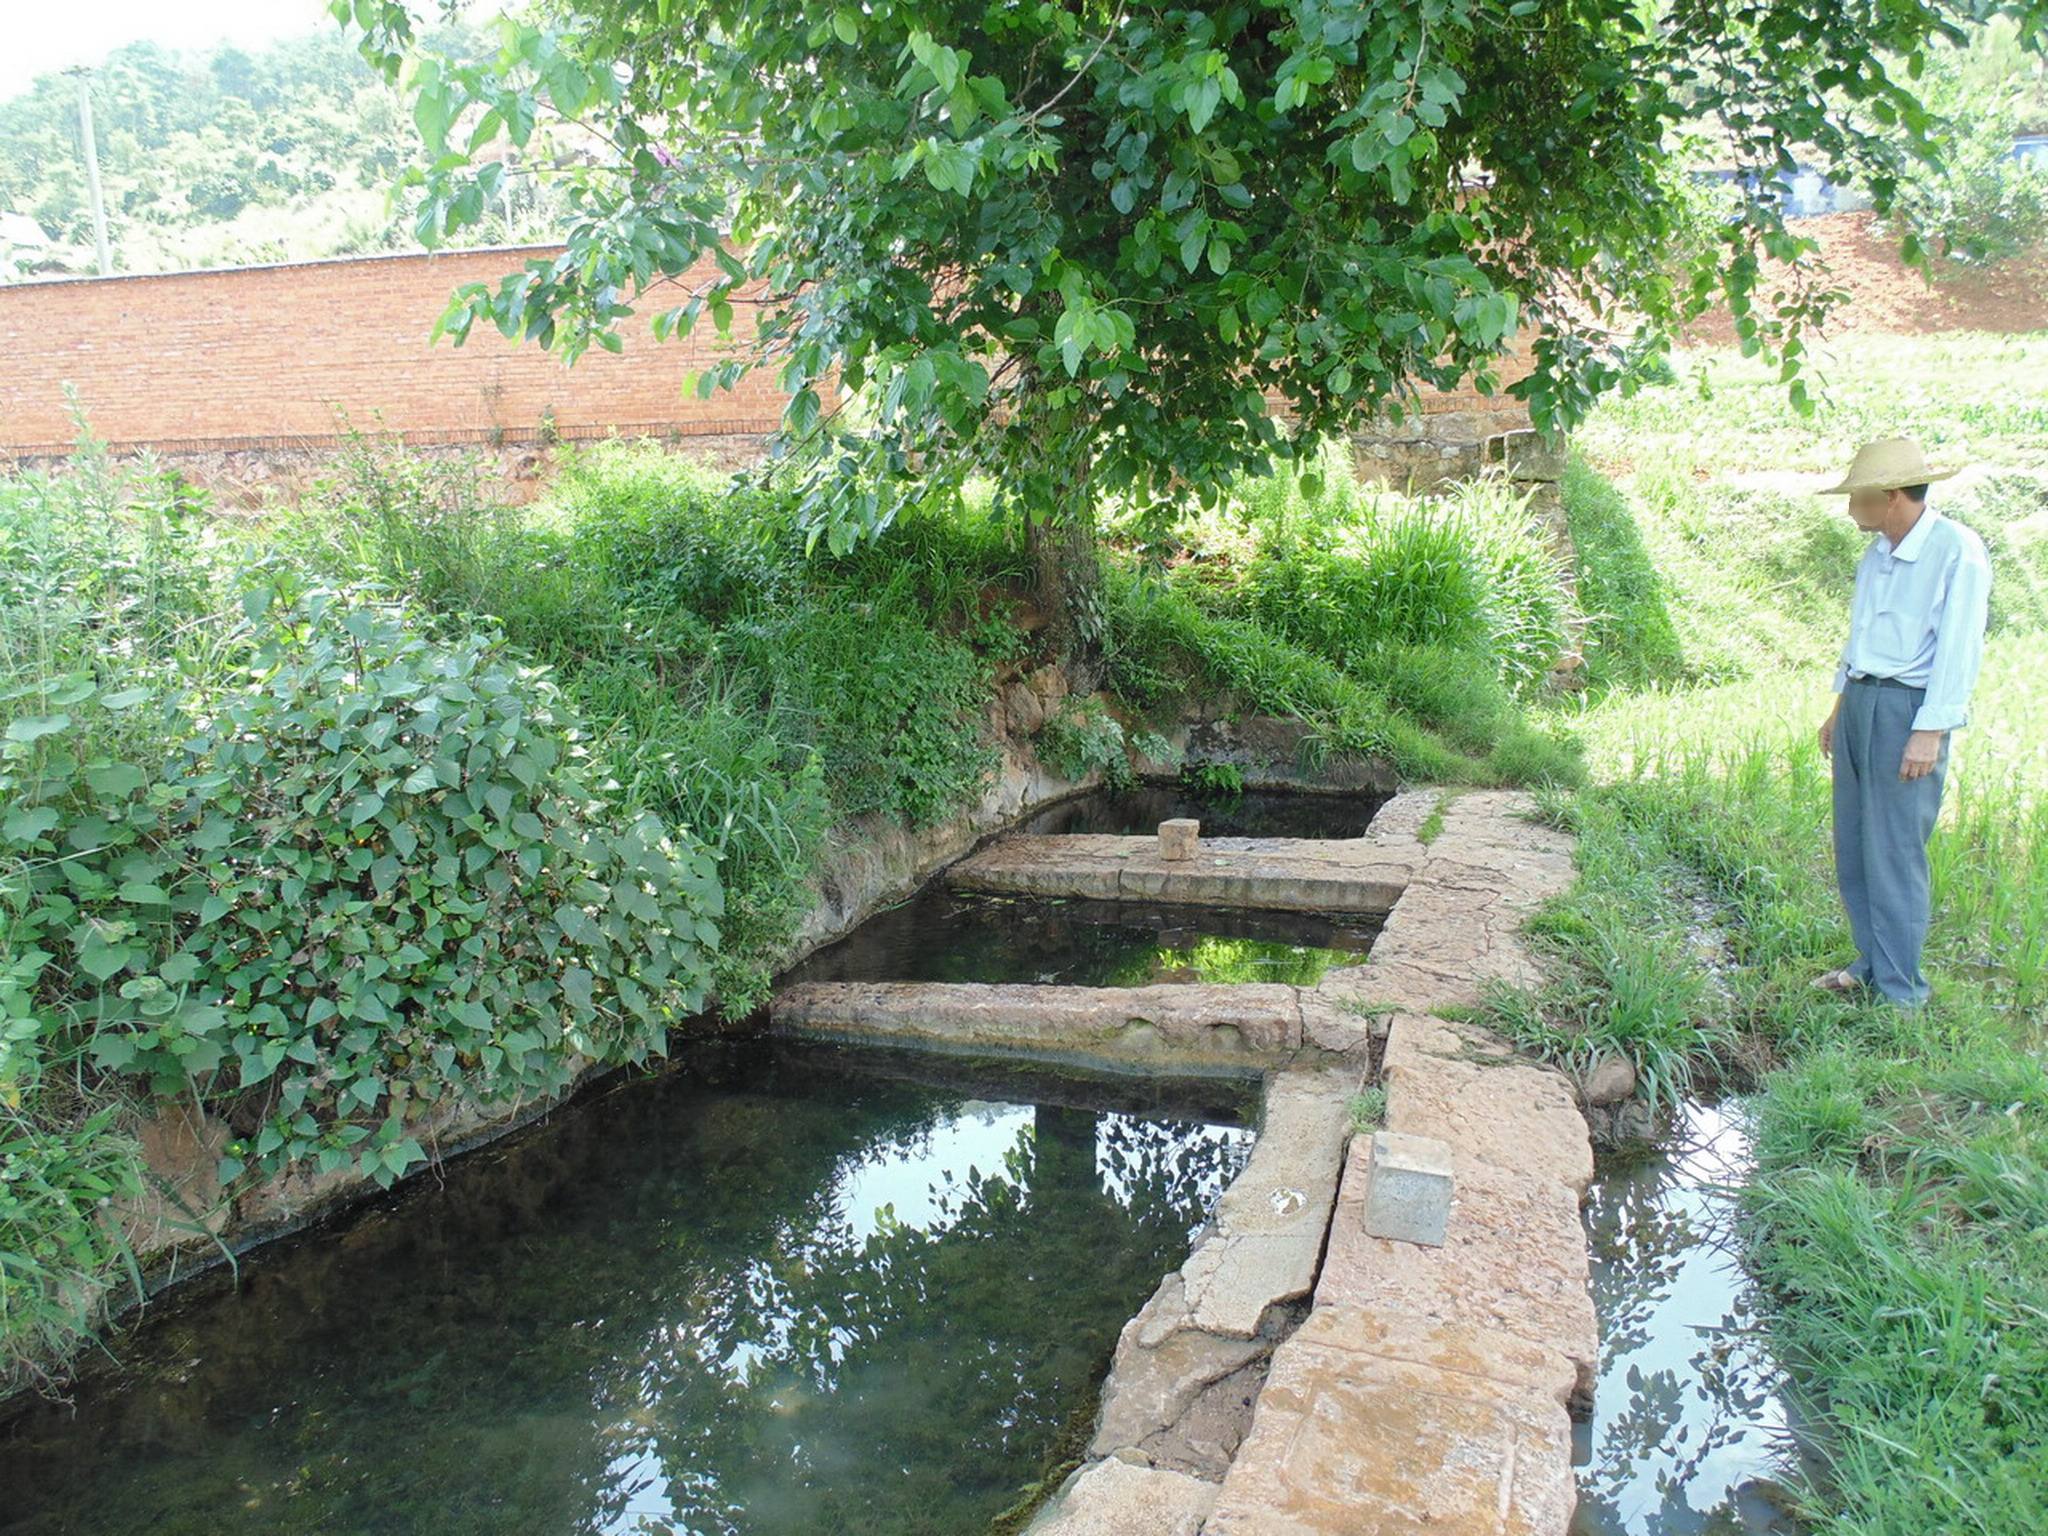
[1501,330,2048,1535]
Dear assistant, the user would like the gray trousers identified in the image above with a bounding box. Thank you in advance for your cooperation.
[1832,677,1949,1005]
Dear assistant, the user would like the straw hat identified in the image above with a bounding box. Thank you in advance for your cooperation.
[1817,436,1961,495]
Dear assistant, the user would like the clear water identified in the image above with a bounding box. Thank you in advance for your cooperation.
[0,1041,1255,1536]
[1572,1100,1804,1535]
[784,889,1377,991]
[1021,785,1385,839]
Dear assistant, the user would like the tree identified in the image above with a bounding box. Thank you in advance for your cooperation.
[333,0,2047,677]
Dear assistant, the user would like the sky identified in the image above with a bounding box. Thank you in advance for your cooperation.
[0,1,333,101]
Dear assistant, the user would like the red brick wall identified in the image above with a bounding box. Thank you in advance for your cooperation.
[0,245,800,457]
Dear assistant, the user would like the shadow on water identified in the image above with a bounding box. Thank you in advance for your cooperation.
[784,889,1380,990]
[0,1040,1255,1536]
[1021,785,1387,839]
[1573,1100,1807,1536]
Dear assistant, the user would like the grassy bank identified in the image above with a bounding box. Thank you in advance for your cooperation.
[1498,332,2048,1533]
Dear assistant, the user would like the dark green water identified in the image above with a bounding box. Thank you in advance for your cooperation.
[0,1041,1255,1536]
[1022,785,1385,839]
[784,890,1376,990]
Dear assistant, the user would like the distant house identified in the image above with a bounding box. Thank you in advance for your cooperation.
[0,212,63,279]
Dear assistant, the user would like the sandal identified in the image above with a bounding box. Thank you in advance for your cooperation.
[1810,967,1867,995]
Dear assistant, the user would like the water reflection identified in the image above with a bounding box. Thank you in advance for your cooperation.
[0,1041,1254,1536]
[1573,1100,1804,1536]
[784,889,1377,991]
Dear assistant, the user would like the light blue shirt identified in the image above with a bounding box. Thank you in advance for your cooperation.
[1831,506,1991,733]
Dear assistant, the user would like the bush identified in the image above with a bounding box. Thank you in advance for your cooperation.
[2,586,723,1189]
[1039,696,1140,788]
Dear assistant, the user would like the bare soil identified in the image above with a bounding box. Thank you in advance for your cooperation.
[1684,212,2048,343]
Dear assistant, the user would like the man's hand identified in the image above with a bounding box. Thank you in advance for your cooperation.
[1900,729,1945,781]
[1819,701,1840,758]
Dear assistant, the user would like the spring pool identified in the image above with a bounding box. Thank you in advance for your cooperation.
[0,1041,1256,1536]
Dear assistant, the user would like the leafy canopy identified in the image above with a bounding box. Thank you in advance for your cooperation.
[335,0,2048,554]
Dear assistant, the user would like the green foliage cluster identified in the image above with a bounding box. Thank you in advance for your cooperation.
[16,593,718,1172]
[1036,697,1133,788]
[1876,20,2048,262]
[284,439,1017,1010]
[1203,473,1572,695]
[1098,454,1584,787]
[0,447,721,1390]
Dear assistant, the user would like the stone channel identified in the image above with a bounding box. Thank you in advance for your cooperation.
[770,787,1597,1534]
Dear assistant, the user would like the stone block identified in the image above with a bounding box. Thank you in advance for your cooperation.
[1485,427,1570,483]
[1158,817,1201,861]
[1203,1312,1576,1535]
[1361,1130,1452,1247]
[1028,1456,1217,1535]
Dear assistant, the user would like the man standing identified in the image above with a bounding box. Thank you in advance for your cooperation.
[1814,437,1990,1006]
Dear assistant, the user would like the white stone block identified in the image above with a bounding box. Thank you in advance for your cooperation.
[1158,818,1200,862]
[1361,1130,1453,1247]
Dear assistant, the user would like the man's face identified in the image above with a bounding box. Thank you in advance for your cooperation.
[1846,488,1896,531]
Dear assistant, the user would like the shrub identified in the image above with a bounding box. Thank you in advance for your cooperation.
[1,586,723,1190]
[1039,696,1140,789]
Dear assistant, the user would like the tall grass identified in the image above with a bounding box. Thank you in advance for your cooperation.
[1099,447,1586,787]
[0,447,235,1391]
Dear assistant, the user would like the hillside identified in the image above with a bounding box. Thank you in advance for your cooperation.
[0,24,561,278]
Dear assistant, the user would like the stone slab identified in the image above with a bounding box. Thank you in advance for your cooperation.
[770,979,1302,1059]
[1180,1070,1356,1338]
[948,834,1416,914]
[1092,1273,1271,1459]
[1380,1016,1594,1197]
[1318,1138,1599,1411]
[1204,1309,1577,1536]
[1027,1456,1218,1535]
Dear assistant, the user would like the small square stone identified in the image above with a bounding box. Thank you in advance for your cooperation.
[1362,1130,1453,1247]
[1158,818,1200,862]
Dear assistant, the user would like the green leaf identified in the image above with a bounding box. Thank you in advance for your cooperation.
[5,715,70,744]
[86,762,147,797]
[3,806,60,842]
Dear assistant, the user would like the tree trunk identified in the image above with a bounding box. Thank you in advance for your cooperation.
[1027,435,1105,693]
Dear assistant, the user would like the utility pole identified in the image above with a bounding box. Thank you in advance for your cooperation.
[65,67,112,276]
